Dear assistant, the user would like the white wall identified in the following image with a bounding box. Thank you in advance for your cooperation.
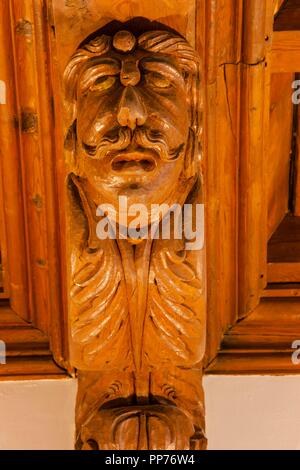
[204,375,300,450]
[0,379,77,450]
[0,375,300,450]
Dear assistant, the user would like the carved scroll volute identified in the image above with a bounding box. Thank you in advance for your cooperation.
[63,24,206,450]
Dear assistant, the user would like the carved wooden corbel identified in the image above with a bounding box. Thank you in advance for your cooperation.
[63,24,206,450]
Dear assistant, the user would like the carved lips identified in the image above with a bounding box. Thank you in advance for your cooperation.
[111,151,157,174]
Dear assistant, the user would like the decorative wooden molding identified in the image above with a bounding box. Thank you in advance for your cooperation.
[0,0,68,375]
[0,302,65,379]
[206,298,300,374]
[203,0,275,362]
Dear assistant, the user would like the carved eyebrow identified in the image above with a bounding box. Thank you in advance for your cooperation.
[140,58,185,86]
[79,59,121,92]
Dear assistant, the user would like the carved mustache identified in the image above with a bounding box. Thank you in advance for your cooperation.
[81,128,184,162]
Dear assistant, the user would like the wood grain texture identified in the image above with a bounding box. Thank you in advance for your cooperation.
[274,0,287,16]
[51,3,207,449]
[294,105,300,215]
[0,302,66,379]
[274,0,300,31]
[267,73,294,238]
[262,283,300,297]
[203,0,242,364]
[0,0,29,317]
[267,215,300,282]
[268,214,300,263]
[206,298,300,374]
[238,0,273,317]
[0,0,68,375]
[271,31,300,72]
[51,0,197,70]
[0,167,9,299]
[1,0,299,447]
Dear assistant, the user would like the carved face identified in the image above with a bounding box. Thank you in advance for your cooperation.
[66,30,197,212]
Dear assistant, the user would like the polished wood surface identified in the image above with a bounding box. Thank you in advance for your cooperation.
[274,0,300,31]
[207,298,300,374]
[271,31,300,72]
[64,28,205,451]
[0,0,68,376]
[268,214,300,263]
[1,0,300,450]
[294,104,300,215]
[267,213,300,282]
[267,73,294,238]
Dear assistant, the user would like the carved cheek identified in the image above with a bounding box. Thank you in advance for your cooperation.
[77,94,119,144]
[141,92,189,145]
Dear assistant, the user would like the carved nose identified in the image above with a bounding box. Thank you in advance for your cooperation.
[117,86,147,130]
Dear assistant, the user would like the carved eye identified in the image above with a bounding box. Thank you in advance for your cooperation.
[89,76,116,92]
[145,73,172,89]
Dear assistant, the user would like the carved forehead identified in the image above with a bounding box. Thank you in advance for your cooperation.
[72,29,199,74]
[63,28,201,126]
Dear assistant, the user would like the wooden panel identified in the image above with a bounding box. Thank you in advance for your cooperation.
[0,128,9,298]
[204,0,275,357]
[204,0,242,363]
[206,298,300,374]
[207,353,300,374]
[0,302,67,379]
[262,283,300,297]
[271,31,300,73]
[267,214,300,282]
[0,0,69,374]
[267,73,294,238]
[268,262,300,282]
[0,202,9,299]
[0,358,66,380]
[294,105,300,215]
[268,214,300,262]
[0,0,29,317]
[274,0,300,31]
[238,0,274,318]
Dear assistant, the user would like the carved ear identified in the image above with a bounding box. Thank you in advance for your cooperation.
[184,66,202,179]
[64,120,77,152]
[184,128,197,179]
[63,51,89,133]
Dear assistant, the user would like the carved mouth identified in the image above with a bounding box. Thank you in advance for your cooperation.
[111,154,157,173]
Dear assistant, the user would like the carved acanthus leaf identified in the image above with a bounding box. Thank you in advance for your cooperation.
[144,242,205,367]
